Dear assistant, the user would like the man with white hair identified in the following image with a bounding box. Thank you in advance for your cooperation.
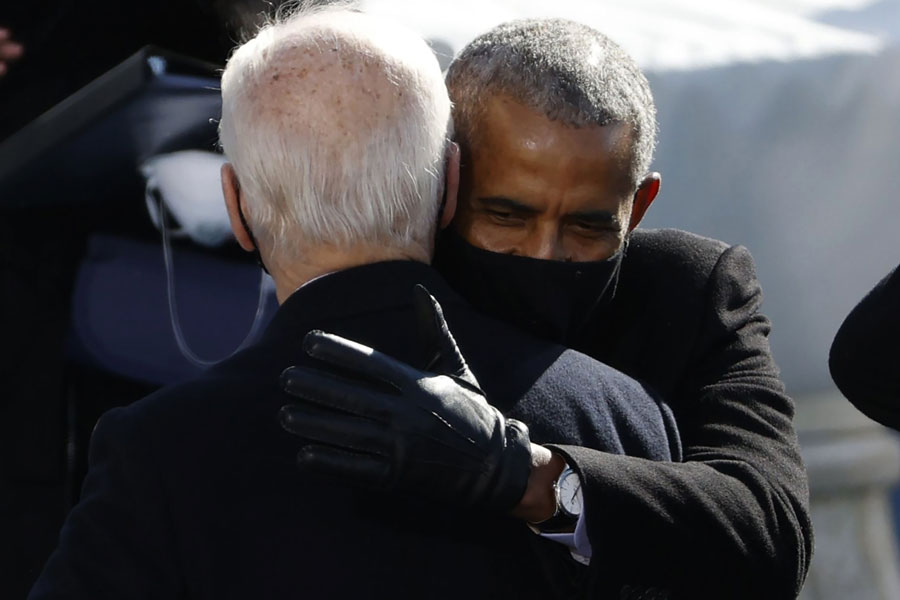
[28,6,679,599]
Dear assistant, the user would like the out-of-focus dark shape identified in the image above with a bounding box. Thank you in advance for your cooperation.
[0,27,24,77]
[0,3,291,598]
[830,266,900,430]
[0,0,287,142]
[0,46,224,208]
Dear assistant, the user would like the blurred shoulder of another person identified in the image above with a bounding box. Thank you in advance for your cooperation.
[830,265,900,429]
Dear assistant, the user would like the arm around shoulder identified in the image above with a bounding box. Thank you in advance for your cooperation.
[552,243,813,599]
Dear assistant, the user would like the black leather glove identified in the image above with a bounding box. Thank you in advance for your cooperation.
[279,284,533,511]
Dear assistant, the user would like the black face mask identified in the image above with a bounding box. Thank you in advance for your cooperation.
[433,230,624,345]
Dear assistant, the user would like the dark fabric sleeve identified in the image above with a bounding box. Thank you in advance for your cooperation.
[28,407,182,600]
[829,265,900,429]
[549,245,812,600]
[513,349,681,462]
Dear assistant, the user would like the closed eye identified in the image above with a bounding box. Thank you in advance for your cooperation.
[573,220,605,231]
[484,209,529,228]
[484,208,520,220]
[572,220,615,234]
[479,197,540,219]
[478,197,539,226]
[565,210,620,237]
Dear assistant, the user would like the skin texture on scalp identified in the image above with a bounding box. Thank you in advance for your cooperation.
[242,36,417,166]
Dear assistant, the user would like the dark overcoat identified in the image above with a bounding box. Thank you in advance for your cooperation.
[29,259,677,600]
[546,229,813,599]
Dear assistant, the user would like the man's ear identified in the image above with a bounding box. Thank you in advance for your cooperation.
[222,163,256,252]
[628,172,660,232]
[439,142,460,229]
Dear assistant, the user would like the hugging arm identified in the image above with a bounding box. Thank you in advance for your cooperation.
[279,285,535,513]
[554,245,812,599]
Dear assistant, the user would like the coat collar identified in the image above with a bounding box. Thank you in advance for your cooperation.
[259,259,462,344]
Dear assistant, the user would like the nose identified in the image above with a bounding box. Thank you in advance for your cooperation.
[525,226,567,261]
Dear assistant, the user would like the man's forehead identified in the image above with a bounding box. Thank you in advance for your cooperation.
[469,93,626,147]
[468,94,635,189]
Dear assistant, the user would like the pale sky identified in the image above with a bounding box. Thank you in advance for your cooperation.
[361,0,885,71]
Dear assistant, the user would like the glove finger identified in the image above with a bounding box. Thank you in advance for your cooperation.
[281,365,397,420]
[303,330,417,391]
[278,404,391,455]
[412,284,481,391]
[298,444,392,488]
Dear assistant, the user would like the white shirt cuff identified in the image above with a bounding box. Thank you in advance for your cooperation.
[537,509,592,565]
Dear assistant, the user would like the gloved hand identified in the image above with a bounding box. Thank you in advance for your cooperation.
[279,284,533,511]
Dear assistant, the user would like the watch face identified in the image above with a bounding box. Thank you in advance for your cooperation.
[558,469,583,516]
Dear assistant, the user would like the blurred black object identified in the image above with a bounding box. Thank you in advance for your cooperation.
[830,266,900,430]
[0,0,248,141]
[0,46,222,208]
[0,3,280,596]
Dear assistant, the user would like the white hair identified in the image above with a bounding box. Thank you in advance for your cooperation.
[219,3,452,259]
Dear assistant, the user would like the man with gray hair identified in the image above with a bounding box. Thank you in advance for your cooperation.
[299,17,814,599]
[436,18,813,600]
[29,7,680,599]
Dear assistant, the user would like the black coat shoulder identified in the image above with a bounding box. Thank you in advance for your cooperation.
[624,228,733,296]
[585,228,762,392]
[566,228,811,598]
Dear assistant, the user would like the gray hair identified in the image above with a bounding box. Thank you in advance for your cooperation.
[219,3,452,259]
[446,18,657,189]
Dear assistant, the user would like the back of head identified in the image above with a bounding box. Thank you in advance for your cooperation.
[219,3,451,260]
[446,18,656,189]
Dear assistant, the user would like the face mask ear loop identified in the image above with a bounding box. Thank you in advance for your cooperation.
[236,202,270,275]
[156,189,273,369]
[571,240,628,336]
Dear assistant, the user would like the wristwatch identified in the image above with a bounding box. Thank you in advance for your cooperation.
[533,465,583,532]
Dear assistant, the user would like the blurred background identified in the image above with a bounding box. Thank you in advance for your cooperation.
[2,0,899,597]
